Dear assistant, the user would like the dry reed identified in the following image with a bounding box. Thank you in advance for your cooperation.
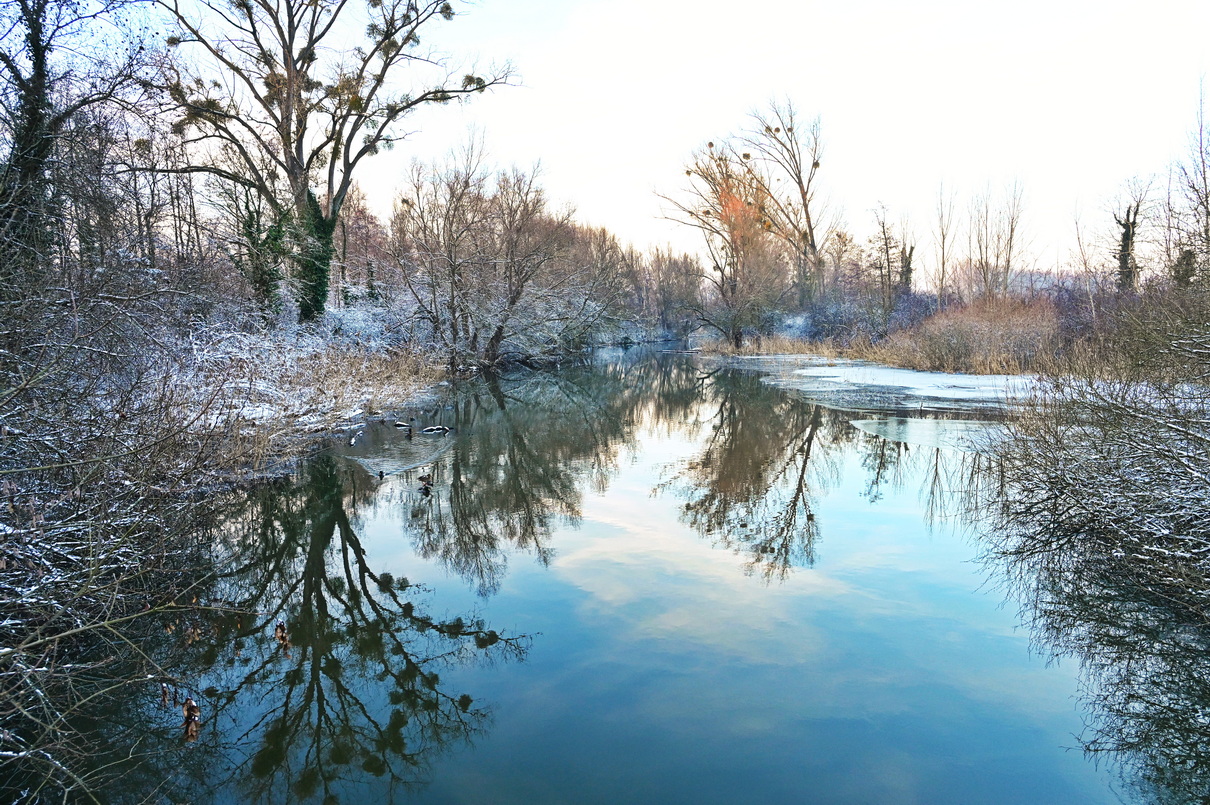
[705,299,1063,375]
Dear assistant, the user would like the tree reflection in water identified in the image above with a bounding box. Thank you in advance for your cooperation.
[659,368,844,581]
[388,356,846,586]
[656,364,986,581]
[398,367,638,595]
[980,462,1210,803]
[156,454,528,804]
[388,352,993,588]
[382,355,715,595]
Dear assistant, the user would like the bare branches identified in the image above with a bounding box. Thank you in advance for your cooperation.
[740,101,831,307]
[964,182,1025,300]
[157,0,509,230]
[662,103,819,345]
[390,153,623,368]
[153,0,512,319]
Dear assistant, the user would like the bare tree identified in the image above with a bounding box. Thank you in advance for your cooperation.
[391,144,490,363]
[870,203,898,328]
[934,185,956,308]
[333,183,392,305]
[646,247,702,335]
[664,142,788,346]
[1071,213,1106,323]
[740,100,831,308]
[864,204,915,335]
[967,183,1025,299]
[1175,100,1210,263]
[392,152,619,368]
[156,0,509,320]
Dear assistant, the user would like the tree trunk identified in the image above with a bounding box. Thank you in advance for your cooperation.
[297,192,336,322]
[1115,202,1141,293]
[0,0,55,292]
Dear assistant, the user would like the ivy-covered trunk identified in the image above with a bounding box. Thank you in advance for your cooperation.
[233,195,286,320]
[0,1,56,294]
[296,191,337,322]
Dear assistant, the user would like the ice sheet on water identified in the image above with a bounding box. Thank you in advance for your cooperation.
[736,356,1035,414]
[850,417,1009,452]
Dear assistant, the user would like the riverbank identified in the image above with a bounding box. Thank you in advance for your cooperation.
[702,297,1065,376]
[177,326,445,465]
[0,310,454,801]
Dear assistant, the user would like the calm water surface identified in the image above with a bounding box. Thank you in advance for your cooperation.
[174,351,1140,804]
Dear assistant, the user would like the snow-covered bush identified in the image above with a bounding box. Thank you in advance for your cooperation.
[985,291,1210,619]
[976,293,1210,800]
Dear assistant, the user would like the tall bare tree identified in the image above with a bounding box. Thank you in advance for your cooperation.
[934,185,956,308]
[645,247,702,335]
[392,151,619,368]
[1160,101,1210,287]
[967,183,1025,299]
[740,100,831,308]
[156,0,509,320]
[664,142,788,347]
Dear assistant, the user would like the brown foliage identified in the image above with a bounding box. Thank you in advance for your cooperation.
[855,297,1062,374]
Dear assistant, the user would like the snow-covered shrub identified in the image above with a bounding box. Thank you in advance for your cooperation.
[982,334,1210,801]
[0,283,251,800]
[986,291,1210,620]
[886,291,938,333]
[798,291,878,345]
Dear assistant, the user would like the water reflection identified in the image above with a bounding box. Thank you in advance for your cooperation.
[973,442,1210,803]
[358,352,992,588]
[147,455,528,803]
[61,353,1147,803]
[363,367,644,595]
[658,369,838,581]
[982,506,1210,803]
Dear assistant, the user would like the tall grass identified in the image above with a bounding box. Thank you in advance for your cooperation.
[705,298,1063,375]
[856,298,1062,374]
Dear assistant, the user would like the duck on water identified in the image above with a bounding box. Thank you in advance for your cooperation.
[393,421,452,435]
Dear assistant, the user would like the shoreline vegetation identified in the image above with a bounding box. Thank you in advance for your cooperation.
[702,295,1062,376]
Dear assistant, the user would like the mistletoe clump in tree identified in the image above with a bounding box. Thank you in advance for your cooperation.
[158,0,509,321]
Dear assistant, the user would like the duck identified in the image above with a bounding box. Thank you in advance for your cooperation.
[421,425,451,435]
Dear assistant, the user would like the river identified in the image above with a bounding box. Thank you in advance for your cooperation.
[107,349,1152,803]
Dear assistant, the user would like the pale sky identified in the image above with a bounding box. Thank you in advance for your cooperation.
[361,0,1210,273]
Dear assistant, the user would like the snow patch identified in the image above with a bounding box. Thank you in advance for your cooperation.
[792,363,1030,401]
[739,356,1036,413]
